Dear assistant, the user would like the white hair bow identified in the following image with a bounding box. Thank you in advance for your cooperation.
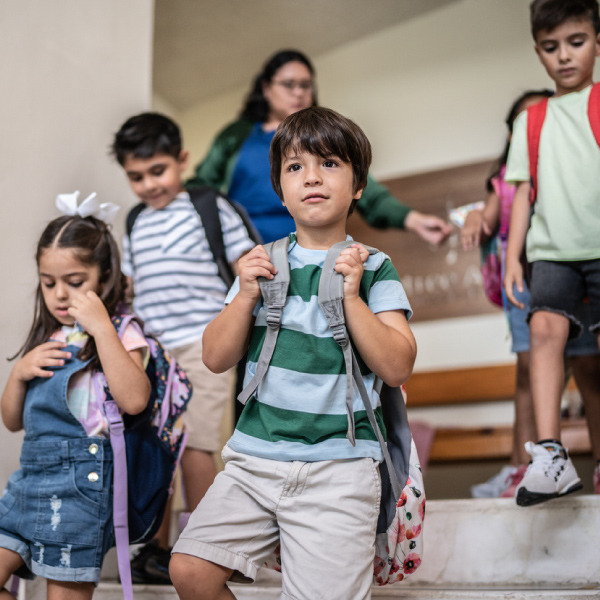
[55,191,120,225]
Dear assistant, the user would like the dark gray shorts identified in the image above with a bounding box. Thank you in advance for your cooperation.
[529,259,600,340]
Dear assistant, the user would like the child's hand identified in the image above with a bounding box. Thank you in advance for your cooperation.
[503,258,525,309]
[335,243,369,301]
[68,291,112,338]
[13,341,71,381]
[461,210,491,251]
[237,245,277,302]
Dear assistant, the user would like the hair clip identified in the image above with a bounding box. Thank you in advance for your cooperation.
[55,191,120,225]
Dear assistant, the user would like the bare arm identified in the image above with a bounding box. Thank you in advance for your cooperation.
[335,245,417,387]
[69,291,150,415]
[460,191,501,251]
[1,341,71,431]
[503,181,530,309]
[203,245,277,373]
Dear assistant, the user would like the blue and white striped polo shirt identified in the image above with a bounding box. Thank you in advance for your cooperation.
[122,192,255,349]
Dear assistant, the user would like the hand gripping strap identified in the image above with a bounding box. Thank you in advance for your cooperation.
[318,241,378,446]
[237,238,291,405]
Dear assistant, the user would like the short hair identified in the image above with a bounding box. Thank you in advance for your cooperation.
[530,0,600,39]
[111,112,182,165]
[270,107,372,212]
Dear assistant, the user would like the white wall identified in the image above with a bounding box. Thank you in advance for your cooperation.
[0,1,154,483]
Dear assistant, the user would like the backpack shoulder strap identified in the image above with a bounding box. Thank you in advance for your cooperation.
[588,82,600,147]
[526,97,548,205]
[188,187,236,288]
[126,203,147,238]
[318,241,378,446]
[526,85,600,204]
[237,237,290,405]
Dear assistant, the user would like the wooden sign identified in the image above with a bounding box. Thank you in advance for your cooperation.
[347,159,500,322]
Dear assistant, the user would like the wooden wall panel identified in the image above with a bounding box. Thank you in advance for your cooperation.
[347,159,499,321]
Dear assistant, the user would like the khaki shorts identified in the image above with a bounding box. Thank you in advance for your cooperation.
[173,446,381,600]
[169,338,235,453]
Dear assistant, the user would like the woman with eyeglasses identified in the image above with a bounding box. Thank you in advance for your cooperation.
[187,49,451,244]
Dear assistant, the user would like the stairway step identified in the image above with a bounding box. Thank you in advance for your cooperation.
[403,495,600,588]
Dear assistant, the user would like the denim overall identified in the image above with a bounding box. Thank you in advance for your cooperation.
[0,345,114,583]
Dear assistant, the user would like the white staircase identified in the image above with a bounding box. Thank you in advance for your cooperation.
[22,495,600,599]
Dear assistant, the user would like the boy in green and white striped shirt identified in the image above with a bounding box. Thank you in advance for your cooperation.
[171,107,417,600]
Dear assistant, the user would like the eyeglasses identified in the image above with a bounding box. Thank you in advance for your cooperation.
[271,79,314,92]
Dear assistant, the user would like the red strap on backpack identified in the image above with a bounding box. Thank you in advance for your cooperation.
[527,83,600,205]
[526,98,548,205]
[589,82,600,147]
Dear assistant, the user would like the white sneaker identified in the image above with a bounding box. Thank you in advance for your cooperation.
[516,441,582,507]
[470,465,519,498]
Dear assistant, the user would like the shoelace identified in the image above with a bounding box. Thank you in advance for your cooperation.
[525,442,566,481]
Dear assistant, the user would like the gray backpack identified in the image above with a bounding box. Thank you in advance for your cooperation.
[238,237,426,585]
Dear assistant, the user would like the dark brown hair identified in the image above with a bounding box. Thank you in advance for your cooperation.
[269,107,372,214]
[240,49,317,123]
[530,0,600,38]
[16,215,126,369]
[111,112,182,166]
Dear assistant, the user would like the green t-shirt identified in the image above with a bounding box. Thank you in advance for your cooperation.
[505,85,600,262]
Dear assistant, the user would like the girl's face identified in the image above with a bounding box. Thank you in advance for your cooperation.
[39,247,102,326]
[263,61,314,126]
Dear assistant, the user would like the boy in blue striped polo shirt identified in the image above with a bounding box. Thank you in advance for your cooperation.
[112,113,256,582]
[170,107,417,600]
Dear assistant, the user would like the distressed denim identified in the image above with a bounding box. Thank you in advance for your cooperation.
[0,345,114,583]
[529,259,600,340]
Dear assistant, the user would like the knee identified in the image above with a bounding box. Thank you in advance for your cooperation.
[170,553,229,600]
[529,312,569,348]
[169,553,191,590]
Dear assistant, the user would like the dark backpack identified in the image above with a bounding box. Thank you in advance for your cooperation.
[126,186,261,288]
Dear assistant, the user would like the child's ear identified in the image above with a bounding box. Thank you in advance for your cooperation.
[353,187,364,200]
[178,150,189,170]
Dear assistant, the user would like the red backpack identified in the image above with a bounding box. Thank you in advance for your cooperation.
[527,82,600,204]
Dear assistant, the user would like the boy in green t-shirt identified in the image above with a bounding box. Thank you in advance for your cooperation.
[504,0,600,506]
[170,106,416,599]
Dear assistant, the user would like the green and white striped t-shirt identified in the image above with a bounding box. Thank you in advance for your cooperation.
[226,235,412,462]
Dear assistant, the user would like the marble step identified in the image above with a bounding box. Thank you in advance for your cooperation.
[90,582,600,600]
[21,495,600,599]
[402,495,600,589]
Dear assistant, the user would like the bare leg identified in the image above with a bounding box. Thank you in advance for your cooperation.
[47,580,94,600]
[170,553,234,600]
[512,351,537,465]
[571,352,600,462]
[529,311,570,440]
[0,548,24,600]
[181,448,217,511]
[153,494,173,549]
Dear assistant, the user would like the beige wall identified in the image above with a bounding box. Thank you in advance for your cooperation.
[0,1,154,482]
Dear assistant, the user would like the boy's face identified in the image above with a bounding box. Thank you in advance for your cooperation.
[123,151,188,209]
[534,18,600,96]
[279,150,363,231]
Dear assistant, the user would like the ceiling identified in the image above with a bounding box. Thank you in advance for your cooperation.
[153,0,460,111]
